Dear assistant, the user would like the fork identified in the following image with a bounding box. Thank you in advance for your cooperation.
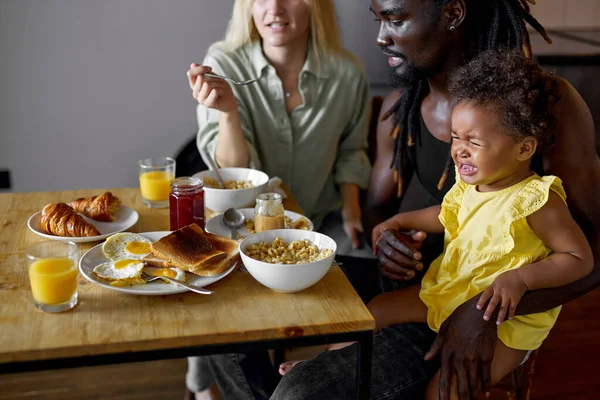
[141,271,214,295]
[204,72,260,86]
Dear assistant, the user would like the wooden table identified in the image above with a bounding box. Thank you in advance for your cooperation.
[0,188,375,399]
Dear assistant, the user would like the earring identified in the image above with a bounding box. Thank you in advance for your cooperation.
[449,26,456,31]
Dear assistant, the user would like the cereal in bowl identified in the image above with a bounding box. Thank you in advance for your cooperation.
[203,178,254,190]
[245,237,333,264]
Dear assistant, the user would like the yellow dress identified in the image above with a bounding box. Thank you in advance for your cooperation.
[419,174,566,350]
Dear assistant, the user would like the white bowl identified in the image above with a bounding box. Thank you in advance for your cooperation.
[239,229,337,293]
[193,168,269,213]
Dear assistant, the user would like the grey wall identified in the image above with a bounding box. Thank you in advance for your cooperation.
[0,0,388,193]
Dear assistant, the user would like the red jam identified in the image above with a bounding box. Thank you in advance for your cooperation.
[169,177,205,230]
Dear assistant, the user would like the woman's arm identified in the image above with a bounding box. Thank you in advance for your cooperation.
[340,183,363,248]
[189,63,250,167]
[519,192,594,290]
[215,110,250,168]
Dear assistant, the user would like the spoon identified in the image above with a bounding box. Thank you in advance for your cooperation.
[223,208,245,240]
[199,147,226,189]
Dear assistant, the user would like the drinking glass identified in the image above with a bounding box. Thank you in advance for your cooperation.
[138,157,176,208]
[26,241,79,313]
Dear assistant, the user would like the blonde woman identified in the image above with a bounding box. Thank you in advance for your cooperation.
[187,0,372,253]
[185,1,371,398]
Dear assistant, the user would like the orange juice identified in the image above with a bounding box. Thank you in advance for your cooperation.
[28,258,78,305]
[139,171,174,201]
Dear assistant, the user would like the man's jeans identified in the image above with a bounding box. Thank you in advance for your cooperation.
[195,323,438,400]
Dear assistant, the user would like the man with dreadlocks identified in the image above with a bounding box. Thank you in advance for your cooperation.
[271,0,600,399]
[197,0,599,399]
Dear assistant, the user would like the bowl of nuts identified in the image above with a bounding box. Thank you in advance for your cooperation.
[193,168,269,213]
[239,229,337,293]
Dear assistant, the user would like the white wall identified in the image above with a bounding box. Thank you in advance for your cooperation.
[0,0,231,193]
[0,0,386,193]
[532,0,600,29]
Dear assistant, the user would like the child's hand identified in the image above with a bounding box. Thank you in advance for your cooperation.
[476,270,529,325]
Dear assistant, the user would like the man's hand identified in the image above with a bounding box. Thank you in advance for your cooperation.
[425,295,497,400]
[477,270,528,325]
[375,229,426,280]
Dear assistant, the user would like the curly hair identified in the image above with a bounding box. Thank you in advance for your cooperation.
[448,48,560,155]
[383,0,552,196]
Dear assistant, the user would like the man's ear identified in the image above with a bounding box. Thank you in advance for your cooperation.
[445,0,466,29]
[516,137,538,161]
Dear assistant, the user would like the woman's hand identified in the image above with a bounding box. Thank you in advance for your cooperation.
[187,63,237,113]
[477,270,529,325]
[342,205,363,249]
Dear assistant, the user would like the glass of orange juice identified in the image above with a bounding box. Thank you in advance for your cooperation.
[26,241,79,313]
[138,157,176,208]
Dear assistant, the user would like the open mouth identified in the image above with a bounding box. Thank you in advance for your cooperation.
[458,163,478,176]
[267,22,289,29]
[388,57,403,68]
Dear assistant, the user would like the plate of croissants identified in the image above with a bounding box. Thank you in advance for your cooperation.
[27,192,139,243]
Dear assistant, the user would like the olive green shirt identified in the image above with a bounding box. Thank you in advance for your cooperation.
[196,40,371,228]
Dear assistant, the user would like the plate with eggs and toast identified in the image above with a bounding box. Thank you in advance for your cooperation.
[79,224,239,295]
[27,192,139,243]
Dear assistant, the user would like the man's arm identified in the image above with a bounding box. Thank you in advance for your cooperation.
[363,91,405,239]
[514,77,600,315]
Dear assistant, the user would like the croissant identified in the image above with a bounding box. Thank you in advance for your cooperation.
[41,203,101,237]
[70,192,121,222]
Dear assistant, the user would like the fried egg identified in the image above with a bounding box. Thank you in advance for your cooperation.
[93,259,145,283]
[152,267,187,283]
[102,232,152,261]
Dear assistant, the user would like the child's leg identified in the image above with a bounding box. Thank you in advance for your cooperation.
[425,341,528,400]
[280,285,427,376]
[330,285,427,350]
[367,284,428,331]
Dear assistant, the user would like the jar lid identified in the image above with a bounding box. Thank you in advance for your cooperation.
[256,192,282,202]
[171,176,204,190]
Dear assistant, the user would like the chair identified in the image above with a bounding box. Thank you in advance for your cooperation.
[174,134,208,178]
[491,350,538,400]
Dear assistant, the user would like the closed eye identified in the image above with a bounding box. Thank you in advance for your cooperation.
[470,141,483,147]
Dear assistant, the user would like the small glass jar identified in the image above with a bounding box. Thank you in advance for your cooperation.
[254,193,285,232]
[169,176,205,230]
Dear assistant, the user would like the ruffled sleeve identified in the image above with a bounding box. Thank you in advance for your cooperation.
[502,175,566,254]
[438,173,468,239]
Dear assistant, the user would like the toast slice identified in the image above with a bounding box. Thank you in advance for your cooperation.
[189,229,240,275]
[150,224,227,273]
[194,250,240,276]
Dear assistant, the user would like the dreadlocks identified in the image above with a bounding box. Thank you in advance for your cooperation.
[382,0,551,198]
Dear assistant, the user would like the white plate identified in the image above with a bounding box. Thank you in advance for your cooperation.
[205,208,314,239]
[79,231,237,295]
[27,206,139,243]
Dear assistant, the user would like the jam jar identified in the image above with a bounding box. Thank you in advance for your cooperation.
[254,193,285,232]
[169,176,205,230]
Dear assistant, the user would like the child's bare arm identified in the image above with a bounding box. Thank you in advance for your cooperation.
[519,192,594,290]
[393,205,445,233]
[371,205,444,251]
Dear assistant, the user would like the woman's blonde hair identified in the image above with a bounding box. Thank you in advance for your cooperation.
[212,0,345,63]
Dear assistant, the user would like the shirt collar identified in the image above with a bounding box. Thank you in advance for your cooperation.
[248,39,329,79]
